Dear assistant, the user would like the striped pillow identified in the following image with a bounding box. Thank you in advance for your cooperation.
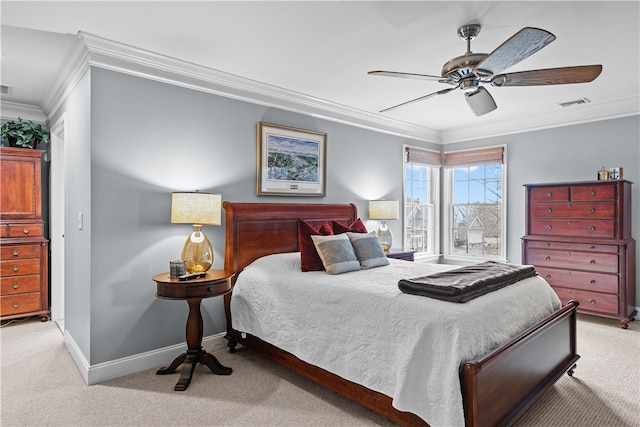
[311,233,361,275]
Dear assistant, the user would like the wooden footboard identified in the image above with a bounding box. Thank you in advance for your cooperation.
[227,300,579,427]
[461,300,579,427]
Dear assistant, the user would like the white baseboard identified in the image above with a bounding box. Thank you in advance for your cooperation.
[64,331,229,386]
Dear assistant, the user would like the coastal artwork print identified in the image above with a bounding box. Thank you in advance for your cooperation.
[257,122,326,196]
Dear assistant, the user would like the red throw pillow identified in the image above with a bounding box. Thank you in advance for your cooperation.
[299,220,334,271]
[332,218,367,234]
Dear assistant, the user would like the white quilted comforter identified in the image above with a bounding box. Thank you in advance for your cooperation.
[230,253,561,426]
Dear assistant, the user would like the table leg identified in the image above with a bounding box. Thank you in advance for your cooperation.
[157,297,232,391]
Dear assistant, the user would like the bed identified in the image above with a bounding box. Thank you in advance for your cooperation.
[222,202,579,427]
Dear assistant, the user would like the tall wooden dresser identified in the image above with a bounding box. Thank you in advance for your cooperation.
[522,180,636,328]
[1,147,49,321]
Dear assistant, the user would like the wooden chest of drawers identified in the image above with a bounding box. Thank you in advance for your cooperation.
[0,147,49,322]
[522,180,636,328]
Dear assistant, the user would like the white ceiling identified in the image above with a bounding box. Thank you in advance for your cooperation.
[1,1,639,143]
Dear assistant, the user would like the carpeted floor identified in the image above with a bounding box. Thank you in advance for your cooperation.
[1,314,638,426]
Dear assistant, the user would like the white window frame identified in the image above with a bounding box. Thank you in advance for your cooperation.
[403,145,440,262]
[442,145,507,263]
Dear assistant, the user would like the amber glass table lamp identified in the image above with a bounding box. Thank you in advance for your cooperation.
[369,200,399,252]
[171,192,222,273]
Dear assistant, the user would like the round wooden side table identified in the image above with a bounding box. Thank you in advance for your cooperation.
[152,269,235,391]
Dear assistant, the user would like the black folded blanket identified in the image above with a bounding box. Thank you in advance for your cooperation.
[398,261,537,303]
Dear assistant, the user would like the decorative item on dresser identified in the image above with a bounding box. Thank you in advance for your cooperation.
[522,180,636,328]
[0,147,49,321]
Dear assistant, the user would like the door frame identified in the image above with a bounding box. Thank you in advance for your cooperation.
[49,114,66,332]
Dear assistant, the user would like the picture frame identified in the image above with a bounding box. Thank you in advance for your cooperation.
[257,122,327,196]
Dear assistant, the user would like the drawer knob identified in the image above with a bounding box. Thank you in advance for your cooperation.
[545,256,551,260]
[590,259,596,264]
[589,191,595,197]
[546,192,552,198]
[589,299,596,305]
[546,208,552,213]
[22,228,30,234]
[590,245,596,250]
[12,265,19,272]
[588,226,595,231]
[12,283,19,289]
[12,249,19,256]
[545,274,551,279]
[590,279,596,285]
[589,207,595,213]
[546,224,552,230]
[12,302,19,308]
[207,286,213,293]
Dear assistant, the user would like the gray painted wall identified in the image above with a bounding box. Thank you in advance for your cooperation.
[82,68,437,364]
[51,66,639,368]
[48,70,93,360]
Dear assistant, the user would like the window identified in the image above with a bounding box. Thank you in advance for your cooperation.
[403,146,440,257]
[444,146,505,260]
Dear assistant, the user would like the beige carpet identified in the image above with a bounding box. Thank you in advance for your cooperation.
[1,314,638,427]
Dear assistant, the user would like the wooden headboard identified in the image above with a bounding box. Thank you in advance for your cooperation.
[223,202,357,280]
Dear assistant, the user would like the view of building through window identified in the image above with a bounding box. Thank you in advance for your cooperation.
[403,147,439,255]
[449,163,503,258]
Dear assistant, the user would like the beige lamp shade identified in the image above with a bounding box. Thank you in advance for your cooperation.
[171,192,222,225]
[369,200,399,220]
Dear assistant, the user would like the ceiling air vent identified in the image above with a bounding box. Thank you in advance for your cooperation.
[0,85,13,94]
[558,97,591,108]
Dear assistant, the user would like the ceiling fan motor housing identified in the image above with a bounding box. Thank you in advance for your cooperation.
[441,52,489,81]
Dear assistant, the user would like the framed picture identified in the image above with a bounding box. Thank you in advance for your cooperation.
[257,122,327,196]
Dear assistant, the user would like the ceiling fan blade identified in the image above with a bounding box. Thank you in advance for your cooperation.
[368,70,446,82]
[380,87,456,113]
[465,87,497,116]
[491,65,603,87]
[475,27,556,76]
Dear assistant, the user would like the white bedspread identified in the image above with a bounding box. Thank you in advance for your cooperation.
[230,253,561,426]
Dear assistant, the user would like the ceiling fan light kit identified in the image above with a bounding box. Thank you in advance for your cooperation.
[369,24,603,116]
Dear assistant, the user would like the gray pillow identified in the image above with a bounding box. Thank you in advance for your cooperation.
[347,232,390,269]
[311,233,361,274]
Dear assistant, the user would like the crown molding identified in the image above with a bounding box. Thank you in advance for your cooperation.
[40,33,92,121]
[441,96,640,143]
[42,32,442,143]
[39,32,639,145]
[0,101,47,123]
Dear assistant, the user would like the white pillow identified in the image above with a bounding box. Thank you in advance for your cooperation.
[311,233,361,275]
[347,232,390,269]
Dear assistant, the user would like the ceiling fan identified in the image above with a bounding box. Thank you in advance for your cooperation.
[368,24,603,116]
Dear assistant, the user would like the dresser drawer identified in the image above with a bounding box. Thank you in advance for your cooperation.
[0,244,41,260]
[9,223,43,238]
[0,292,41,316]
[530,202,614,219]
[527,248,618,273]
[536,267,618,294]
[0,259,41,276]
[0,275,41,295]
[553,287,618,315]
[571,185,615,201]
[530,186,569,202]
[526,241,619,254]
[530,219,614,238]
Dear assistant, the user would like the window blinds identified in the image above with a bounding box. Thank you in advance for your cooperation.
[405,146,441,166]
[444,146,504,167]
